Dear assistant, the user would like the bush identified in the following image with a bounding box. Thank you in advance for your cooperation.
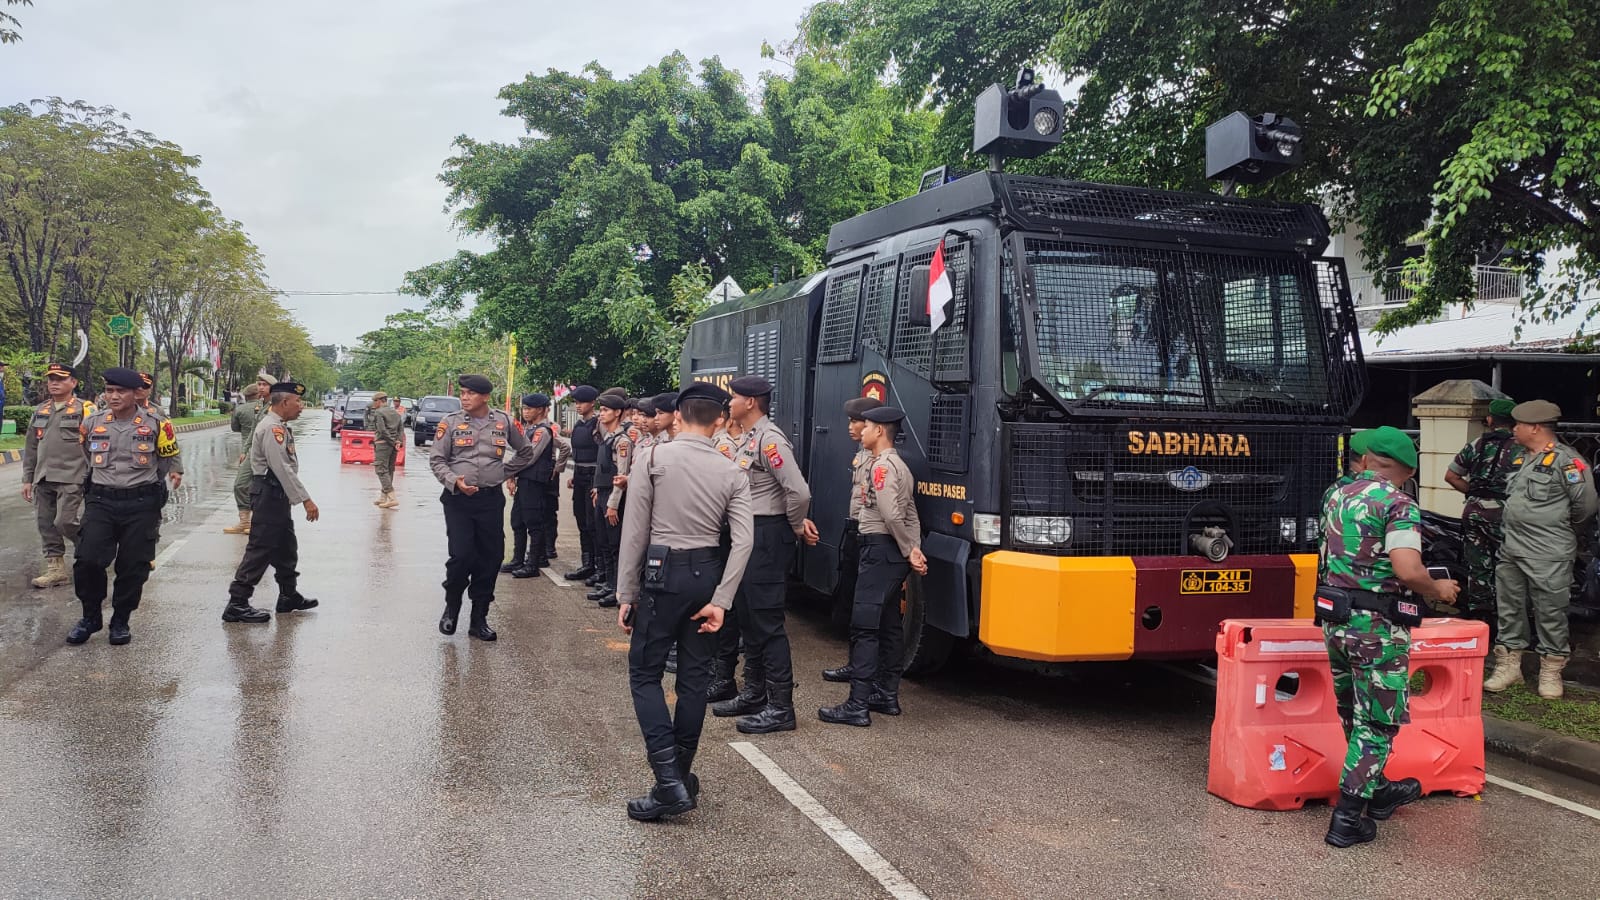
[4,405,33,434]
[175,402,192,418]
[218,400,235,414]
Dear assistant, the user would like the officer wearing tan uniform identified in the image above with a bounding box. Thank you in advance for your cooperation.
[223,378,272,535]
[822,396,882,684]
[820,407,929,726]
[616,381,754,822]
[223,381,322,624]
[22,363,93,589]
[1484,399,1598,698]
[711,375,819,735]
[67,367,182,647]
[369,390,404,509]
[589,393,634,606]
[429,374,535,640]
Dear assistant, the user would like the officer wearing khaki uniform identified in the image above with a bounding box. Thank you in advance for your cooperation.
[822,396,882,684]
[22,363,93,589]
[616,381,754,822]
[223,382,322,624]
[368,391,404,509]
[1484,399,1598,698]
[224,378,272,535]
[68,368,182,647]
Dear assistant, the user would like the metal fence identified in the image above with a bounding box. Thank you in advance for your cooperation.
[1348,264,1526,311]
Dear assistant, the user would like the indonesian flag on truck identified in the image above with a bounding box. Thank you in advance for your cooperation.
[928,242,953,333]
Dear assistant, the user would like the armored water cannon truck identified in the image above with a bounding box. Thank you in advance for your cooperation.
[680,77,1366,672]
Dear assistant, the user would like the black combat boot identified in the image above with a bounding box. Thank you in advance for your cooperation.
[705,658,737,703]
[818,696,871,726]
[275,592,319,613]
[67,603,103,645]
[222,599,271,623]
[502,533,526,574]
[737,681,797,734]
[596,592,619,609]
[107,610,132,646]
[512,548,541,579]
[867,687,901,716]
[467,599,497,641]
[626,747,695,822]
[712,676,768,718]
[1366,778,1423,820]
[821,664,854,683]
[544,542,557,561]
[565,552,596,582]
[665,644,679,674]
[1325,791,1378,848]
[677,740,700,800]
[439,591,463,635]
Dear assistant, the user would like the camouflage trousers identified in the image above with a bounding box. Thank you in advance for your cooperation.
[1460,500,1504,615]
[1324,610,1412,798]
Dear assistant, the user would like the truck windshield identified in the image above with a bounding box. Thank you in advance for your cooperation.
[1022,239,1332,414]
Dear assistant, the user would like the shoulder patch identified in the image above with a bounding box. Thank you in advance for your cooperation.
[872,465,887,491]
[617,444,628,457]
[436,421,447,439]
[1568,464,1583,484]
[764,443,784,469]
[273,426,285,444]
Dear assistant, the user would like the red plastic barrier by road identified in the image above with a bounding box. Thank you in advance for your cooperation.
[1208,617,1488,811]
[339,429,405,467]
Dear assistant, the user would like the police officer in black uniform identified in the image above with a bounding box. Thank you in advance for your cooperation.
[507,393,558,579]
[564,385,602,582]
[616,382,754,821]
[428,374,535,640]
[223,381,321,624]
[68,367,183,646]
[589,392,633,607]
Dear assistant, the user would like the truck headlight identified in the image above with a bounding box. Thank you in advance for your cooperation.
[1014,516,1072,547]
[973,513,1002,546]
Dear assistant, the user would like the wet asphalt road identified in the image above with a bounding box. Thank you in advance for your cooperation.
[3,410,1600,898]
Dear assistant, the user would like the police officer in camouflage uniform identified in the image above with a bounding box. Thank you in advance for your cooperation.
[23,363,94,589]
[68,368,184,647]
[223,381,322,624]
[1484,400,1598,698]
[429,374,535,640]
[224,377,272,535]
[369,390,404,510]
[1444,397,1518,622]
[1318,426,1459,847]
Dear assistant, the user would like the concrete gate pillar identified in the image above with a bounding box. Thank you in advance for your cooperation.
[1410,379,1508,516]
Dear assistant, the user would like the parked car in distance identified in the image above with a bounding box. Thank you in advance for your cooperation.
[332,391,377,438]
[401,397,418,428]
[412,395,462,446]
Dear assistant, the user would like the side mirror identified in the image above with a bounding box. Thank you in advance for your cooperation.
[908,264,931,327]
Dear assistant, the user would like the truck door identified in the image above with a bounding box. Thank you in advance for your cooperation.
[802,265,870,594]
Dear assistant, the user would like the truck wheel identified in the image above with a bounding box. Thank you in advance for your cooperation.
[413,433,424,447]
[900,574,954,676]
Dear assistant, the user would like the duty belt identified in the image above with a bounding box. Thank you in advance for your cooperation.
[574,462,597,468]
[666,546,723,564]
[859,533,897,546]
[754,514,788,524]
[88,481,164,500]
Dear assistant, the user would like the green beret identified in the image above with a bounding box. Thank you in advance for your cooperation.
[1488,398,1516,418]
[1351,426,1417,468]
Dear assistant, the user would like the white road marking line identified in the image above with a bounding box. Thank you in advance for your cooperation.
[543,569,571,587]
[1486,774,1600,822]
[151,538,188,569]
[729,741,930,900]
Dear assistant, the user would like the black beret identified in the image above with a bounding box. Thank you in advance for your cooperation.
[458,374,493,394]
[634,399,657,417]
[844,397,883,419]
[601,386,628,399]
[102,367,143,389]
[729,375,772,397]
[863,406,905,424]
[44,362,76,379]
[570,385,599,403]
[596,393,627,410]
[522,393,550,408]
[677,381,730,405]
[652,391,679,413]
[270,381,307,397]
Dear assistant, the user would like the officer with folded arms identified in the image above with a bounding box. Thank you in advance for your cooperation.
[616,382,754,821]
[429,374,535,640]
[67,367,183,646]
[222,381,321,624]
[1317,426,1458,847]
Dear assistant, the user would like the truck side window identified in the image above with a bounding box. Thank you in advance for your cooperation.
[862,259,898,353]
[817,268,864,364]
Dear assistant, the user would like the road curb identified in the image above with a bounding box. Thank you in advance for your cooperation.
[0,449,19,466]
[1484,715,1600,787]
[0,419,226,467]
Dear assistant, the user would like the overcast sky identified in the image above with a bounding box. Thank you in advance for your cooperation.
[1,0,815,346]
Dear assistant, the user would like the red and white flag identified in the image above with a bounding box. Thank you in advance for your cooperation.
[928,242,953,333]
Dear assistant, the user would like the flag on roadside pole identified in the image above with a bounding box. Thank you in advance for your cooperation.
[928,241,953,333]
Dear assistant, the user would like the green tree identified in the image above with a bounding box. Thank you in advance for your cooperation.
[1,0,30,45]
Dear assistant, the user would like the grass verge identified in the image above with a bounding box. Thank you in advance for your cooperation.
[1483,682,1600,743]
[170,413,225,427]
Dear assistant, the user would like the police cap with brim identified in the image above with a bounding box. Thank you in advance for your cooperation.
[1488,398,1516,418]
[653,391,679,414]
[372,391,389,402]
[844,397,882,420]
[677,381,730,406]
[862,406,906,425]
[271,381,307,397]
[45,363,76,379]
[571,385,599,403]
[138,371,154,389]
[102,367,143,389]
[1511,399,1561,425]
[596,393,627,410]
[458,374,493,395]
[1351,426,1417,468]
[729,375,772,398]
[522,393,550,408]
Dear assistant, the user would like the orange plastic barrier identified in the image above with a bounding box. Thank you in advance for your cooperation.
[1207,617,1488,811]
[339,429,405,467]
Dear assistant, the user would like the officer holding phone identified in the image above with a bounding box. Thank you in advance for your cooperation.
[616,381,754,822]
